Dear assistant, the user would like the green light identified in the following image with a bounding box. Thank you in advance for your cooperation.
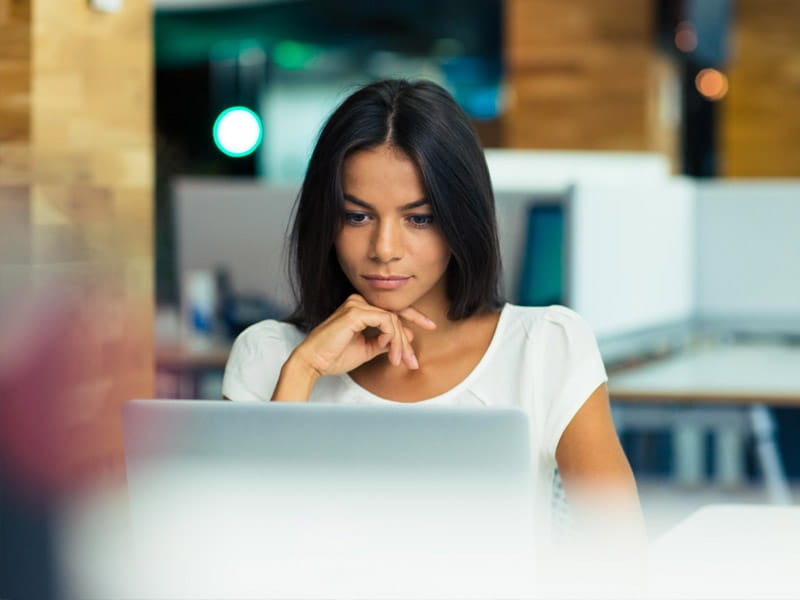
[212,106,263,158]
[273,40,317,70]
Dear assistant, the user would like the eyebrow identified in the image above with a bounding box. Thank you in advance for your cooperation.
[343,194,430,211]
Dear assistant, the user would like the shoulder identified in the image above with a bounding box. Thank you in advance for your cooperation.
[500,304,601,366]
[241,319,304,340]
[229,319,305,361]
[541,304,594,333]
[501,303,592,336]
[223,320,305,402]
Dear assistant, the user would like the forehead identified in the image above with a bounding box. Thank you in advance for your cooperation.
[342,145,425,202]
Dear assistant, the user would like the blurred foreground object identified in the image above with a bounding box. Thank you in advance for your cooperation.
[650,504,800,599]
[0,288,137,600]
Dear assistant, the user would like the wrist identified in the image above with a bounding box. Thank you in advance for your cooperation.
[285,350,322,382]
[270,351,321,402]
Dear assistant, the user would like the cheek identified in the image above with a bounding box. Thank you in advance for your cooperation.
[427,237,451,269]
[334,231,359,270]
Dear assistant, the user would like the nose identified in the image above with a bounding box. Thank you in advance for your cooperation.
[370,219,403,263]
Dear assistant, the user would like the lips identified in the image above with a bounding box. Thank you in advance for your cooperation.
[362,275,411,290]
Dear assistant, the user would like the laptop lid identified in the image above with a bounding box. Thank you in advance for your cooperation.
[122,400,536,598]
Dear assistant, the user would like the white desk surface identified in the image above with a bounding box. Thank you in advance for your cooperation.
[608,343,800,405]
[649,504,800,599]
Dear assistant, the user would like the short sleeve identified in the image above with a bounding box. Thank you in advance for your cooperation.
[538,305,608,459]
[221,321,295,402]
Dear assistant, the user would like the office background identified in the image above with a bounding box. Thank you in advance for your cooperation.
[149,0,800,483]
[2,2,800,597]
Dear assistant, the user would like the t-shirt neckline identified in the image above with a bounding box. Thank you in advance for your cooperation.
[338,303,512,404]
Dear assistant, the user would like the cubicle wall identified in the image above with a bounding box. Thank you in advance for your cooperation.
[694,180,800,332]
[172,157,800,352]
[173,151,694,353]
[569,178,696,340]
[174,179,298,313]
[487,150,696,357]
[484,149,671,192]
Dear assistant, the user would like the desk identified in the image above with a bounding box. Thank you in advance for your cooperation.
[649,504,800,599]
[156,340,231,398]
[608,343,800,504]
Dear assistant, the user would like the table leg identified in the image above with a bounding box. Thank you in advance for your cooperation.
[673,423,705,487]
[750,404,792,505]
[714,420,745,489]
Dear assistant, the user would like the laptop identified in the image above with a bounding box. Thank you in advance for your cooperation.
[122,400,536,598]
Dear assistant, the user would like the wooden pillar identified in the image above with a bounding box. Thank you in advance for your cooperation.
[722,0,800,176]
[0,0,153,489]
[504,0,677,163]
[0,0,31,289]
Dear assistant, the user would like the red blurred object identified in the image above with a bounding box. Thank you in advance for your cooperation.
[0,290,126,502]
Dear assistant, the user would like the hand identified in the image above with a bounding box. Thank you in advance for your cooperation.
[290,294,437,377]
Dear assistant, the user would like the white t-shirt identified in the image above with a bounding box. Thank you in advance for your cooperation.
[222,303,607,541]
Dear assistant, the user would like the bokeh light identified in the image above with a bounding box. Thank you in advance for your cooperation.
[675,21,698,53]
[695,68,729,101]
[212,106,263,158]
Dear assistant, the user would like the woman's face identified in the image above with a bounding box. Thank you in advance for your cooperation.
[335,144,451,315]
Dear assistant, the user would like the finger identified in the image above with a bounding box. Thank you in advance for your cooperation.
[403,341,419,369]
[346,307,414,367]
[354,312,406,367]
[396,319,419,370]
[389,314,414,368]
[402,327,419,369]
[375,330,391,348]
[367,332,391,358]
[364,311,400,366]
[396,306,437,330]
[347,306,401,338]
[389,316,404,367]
[326,294,369,328]
[344,293,367,306]
[376,327,411,350]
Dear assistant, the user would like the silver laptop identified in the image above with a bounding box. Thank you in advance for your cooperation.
[122,400,536,599]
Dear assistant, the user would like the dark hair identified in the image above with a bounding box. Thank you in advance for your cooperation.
[285,79,505,332]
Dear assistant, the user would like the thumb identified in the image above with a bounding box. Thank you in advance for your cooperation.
[366,334,391,359]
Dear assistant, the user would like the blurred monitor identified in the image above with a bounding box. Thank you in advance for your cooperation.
[516,200,568,307]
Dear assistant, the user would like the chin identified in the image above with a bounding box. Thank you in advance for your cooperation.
[360,291,414,312]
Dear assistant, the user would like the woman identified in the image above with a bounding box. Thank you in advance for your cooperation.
[222,79,644,553]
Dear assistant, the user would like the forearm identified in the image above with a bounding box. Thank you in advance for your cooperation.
[271,353,321,402]
[560,469,646,545]
[555,384,647,545]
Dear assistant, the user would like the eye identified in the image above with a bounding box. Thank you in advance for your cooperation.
[407,214,435,228]
[344,212,371,225]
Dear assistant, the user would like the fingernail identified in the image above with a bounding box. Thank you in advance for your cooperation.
[410,353,419,369]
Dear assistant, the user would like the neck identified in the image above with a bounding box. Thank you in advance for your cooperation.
[404,296,494,363]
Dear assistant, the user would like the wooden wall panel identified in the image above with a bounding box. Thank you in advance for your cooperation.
[0,0,31,310]
[0,0,30,143]
[722,0,800,176]
[504,0,676,161]
[0,0,153,490]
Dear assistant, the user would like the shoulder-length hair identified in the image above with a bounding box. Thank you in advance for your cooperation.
[285,79,504,332]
